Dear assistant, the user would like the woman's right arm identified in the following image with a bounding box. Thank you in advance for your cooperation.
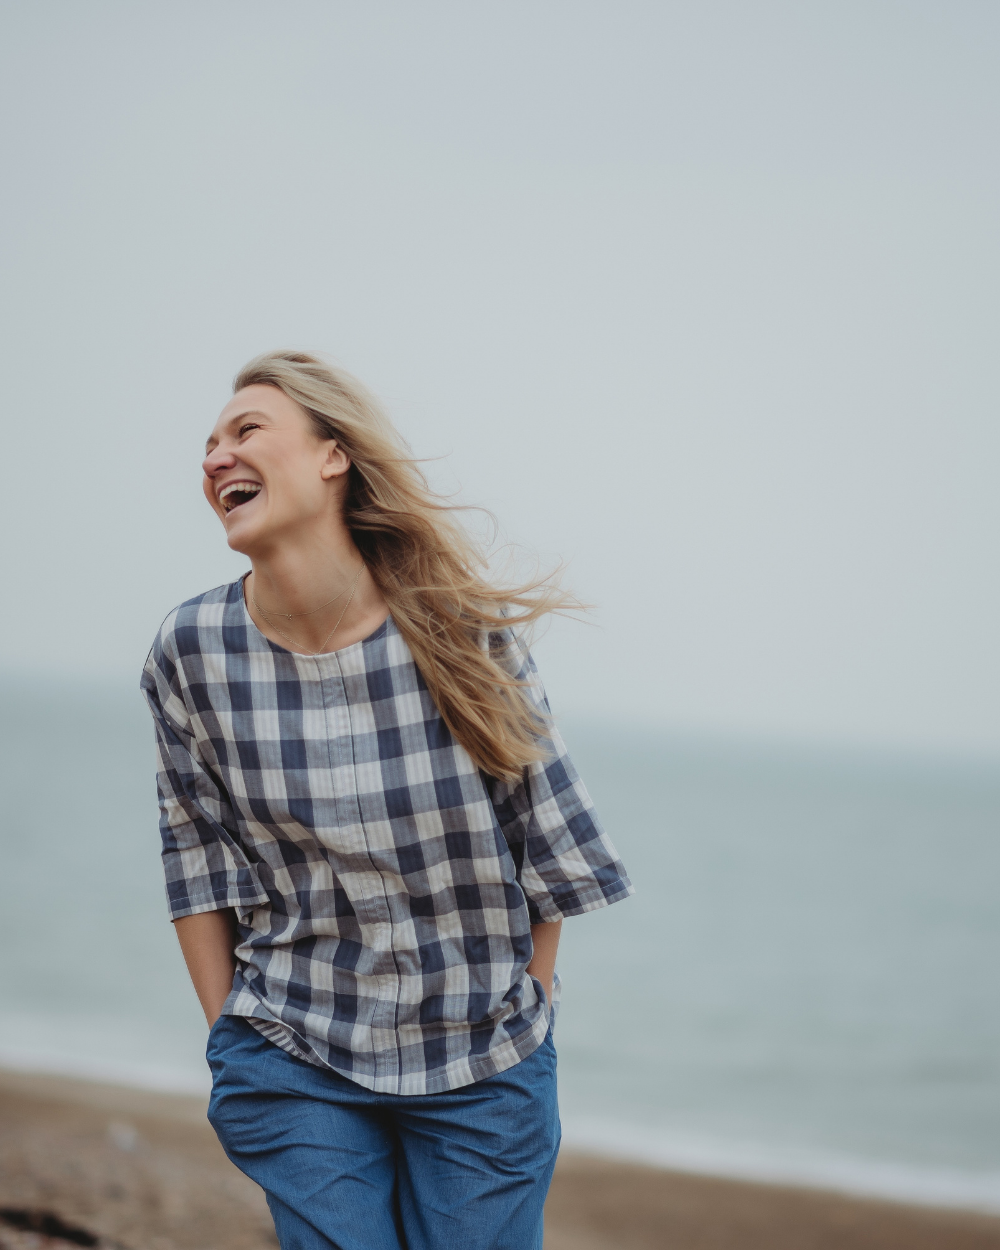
[173,910,239,1027]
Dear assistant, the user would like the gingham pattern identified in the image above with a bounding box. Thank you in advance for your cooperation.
[140,578,633,1095]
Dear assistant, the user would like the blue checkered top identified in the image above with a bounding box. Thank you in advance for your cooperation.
[140,578,633,1094]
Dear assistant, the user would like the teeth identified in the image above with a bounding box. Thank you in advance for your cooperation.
[219,481,262,509]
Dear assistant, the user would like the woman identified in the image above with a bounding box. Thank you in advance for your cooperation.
[141,351,633,1250]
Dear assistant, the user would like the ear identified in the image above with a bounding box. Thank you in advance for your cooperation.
[320,441,352,480]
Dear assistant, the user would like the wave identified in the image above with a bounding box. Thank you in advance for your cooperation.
[0,1047,211,1097]
[0,1012,212,1097]
[561,1115,1000,1214]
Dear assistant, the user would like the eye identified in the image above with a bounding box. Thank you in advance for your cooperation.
[238,422,261,438]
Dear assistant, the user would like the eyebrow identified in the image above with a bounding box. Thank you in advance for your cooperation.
[205,410,269,454]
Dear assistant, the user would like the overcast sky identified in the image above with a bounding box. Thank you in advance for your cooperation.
[1,2,997,756]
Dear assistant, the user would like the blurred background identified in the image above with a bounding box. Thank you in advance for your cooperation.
[1,0,998,1221]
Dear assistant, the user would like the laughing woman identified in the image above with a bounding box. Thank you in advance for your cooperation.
[140,351,633,1250]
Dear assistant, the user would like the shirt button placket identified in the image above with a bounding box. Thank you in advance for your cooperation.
[325,657,400,1089]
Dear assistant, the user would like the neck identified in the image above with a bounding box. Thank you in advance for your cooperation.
[248,523,361,616]
[243,519,390,654]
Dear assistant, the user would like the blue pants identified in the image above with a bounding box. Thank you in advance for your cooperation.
[206,1016,561,1250]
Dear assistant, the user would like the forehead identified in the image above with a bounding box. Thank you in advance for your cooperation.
[207,385,306,447]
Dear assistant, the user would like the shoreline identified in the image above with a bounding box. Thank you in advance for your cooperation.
[4,1068,1000,1250]
[561,1116,1000,1215]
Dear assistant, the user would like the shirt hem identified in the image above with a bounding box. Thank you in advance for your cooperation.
[224,987,552,1096]
[165,891,266,921]
[538,876,635,921]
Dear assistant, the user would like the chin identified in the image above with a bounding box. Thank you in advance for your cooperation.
[223,514,264,555]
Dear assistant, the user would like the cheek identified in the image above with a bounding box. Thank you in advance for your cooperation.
[271,465,326,516]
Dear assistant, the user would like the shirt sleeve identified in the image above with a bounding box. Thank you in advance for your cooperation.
[140,639,269,922]
[485,630,635,924]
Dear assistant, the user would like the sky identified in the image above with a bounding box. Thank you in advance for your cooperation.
[1,1,997,755]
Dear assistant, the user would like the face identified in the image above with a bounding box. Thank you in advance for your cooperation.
[202,385,350,555]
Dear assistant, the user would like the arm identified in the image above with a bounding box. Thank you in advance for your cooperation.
[527,918,562,1008]
[173,909,239,1027]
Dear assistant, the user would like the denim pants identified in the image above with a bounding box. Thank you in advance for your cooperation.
[206,1016,561,1250]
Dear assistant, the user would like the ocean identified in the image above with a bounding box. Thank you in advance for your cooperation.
[2,679,998,1211]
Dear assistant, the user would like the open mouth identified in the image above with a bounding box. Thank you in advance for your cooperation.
[219,481,262,513]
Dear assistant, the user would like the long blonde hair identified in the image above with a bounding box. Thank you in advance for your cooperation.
[233,350,574,781]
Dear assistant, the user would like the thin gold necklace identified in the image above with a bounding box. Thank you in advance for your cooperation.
[252,564,365,656]
[252,582,350,620]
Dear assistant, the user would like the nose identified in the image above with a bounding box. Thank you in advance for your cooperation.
[203,444,236,478]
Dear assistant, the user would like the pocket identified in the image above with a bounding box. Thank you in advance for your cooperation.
[529,974,550,1015]
[208,1012,229,1037]
[205,1012,233,1063]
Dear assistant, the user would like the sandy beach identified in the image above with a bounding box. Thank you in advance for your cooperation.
[2,1069,999,1250]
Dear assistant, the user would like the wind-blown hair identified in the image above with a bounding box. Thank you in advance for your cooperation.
[233,350,574,781]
